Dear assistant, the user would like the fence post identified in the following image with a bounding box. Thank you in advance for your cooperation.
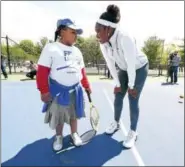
[6,35,11,74]
[159,40,165,76]
[104,64,107,76]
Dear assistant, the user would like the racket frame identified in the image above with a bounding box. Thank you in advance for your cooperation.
[85,90,100,131]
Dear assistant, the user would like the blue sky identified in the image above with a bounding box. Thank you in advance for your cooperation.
[2,1,184,48]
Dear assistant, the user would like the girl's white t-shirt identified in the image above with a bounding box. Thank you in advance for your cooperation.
[37,42,85,86]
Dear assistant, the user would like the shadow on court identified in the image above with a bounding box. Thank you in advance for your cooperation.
[161,82,173,86]
[20,78,36,81]
[2,133,124,166]
[161,82,179,86]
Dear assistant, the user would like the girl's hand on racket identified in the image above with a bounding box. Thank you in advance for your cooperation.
[114,86,122,94]
[85,87,92,94]
[128,88,137,98]
[41,92,52,103]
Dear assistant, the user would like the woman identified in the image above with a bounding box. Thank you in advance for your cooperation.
[95,5,149,148]
[36,18,91,151]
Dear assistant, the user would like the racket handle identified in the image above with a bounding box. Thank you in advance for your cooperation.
[85,90,92,102]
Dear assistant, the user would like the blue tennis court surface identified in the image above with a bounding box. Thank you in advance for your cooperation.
[1,78,184,166]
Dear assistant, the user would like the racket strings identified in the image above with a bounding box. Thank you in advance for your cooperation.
[90,107,99,129]
[81,130,96,143]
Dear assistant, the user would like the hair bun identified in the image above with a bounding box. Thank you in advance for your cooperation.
[107,4,120,18]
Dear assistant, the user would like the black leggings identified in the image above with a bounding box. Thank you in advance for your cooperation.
[26,70,37,79]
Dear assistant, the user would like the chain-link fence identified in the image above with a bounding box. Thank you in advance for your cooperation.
[1,36,26,74]
[85,63,184,78]
[1,36,39,74]
[1,58,184,78]
[1,36,184,78]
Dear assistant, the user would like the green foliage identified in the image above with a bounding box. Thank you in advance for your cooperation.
[162,44,177,65]
[2,35,182,69]
[163,40,184,65]
[19,40,37,56]
[75,35,103,66]
[1,43,7,56]
[178,39,184,63]
[35,37,49,58]
[1,37,50,63]
[142,36,164,66]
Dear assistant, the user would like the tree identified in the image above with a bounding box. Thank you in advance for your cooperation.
[164,39,184,64]
[178,39,184,63]
[76,36,103,66]
[1,43,7,56]
[19,40,37,56]
[1,43,35,61]
[86,36,102,66]
[75,36,85,50]
[162,44,177,65]
[142,36,164,68]
[34,37,49,59]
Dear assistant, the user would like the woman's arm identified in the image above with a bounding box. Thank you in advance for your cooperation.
[100,44,121,87]
[120,35,137,89]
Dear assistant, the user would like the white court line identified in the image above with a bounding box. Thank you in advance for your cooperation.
[103,89,145,167]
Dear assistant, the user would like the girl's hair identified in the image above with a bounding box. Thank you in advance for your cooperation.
[54,25,67,42]
[99,4,121,24]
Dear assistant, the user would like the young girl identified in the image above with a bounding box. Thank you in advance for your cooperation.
[95,5,148,148]
[36,18,91,151]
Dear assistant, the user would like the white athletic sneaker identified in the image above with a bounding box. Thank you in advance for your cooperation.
[71,132,83,146]
[123,130,138,148]
[105,121,120,135]
[53,135,63,151]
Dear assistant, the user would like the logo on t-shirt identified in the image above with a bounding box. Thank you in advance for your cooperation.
[64,51,72,61]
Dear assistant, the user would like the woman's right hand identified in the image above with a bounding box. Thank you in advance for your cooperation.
[41,92,52,103]
[114,86,122,94]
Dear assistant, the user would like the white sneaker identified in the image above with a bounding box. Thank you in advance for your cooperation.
[71,132,83,146]
[53,135,63,151]
[123,130,138,148]
[105,121,120,135]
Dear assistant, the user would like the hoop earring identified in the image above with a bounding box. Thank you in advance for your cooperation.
[58,35,62,42]
[58,35,61,39]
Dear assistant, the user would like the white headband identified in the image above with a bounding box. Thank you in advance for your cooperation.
[97,19,117,28]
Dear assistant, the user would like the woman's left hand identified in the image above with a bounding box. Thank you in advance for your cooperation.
[128,88,137,98]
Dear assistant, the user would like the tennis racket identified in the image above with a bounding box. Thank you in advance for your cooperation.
[78,90,100,144]
[56,91,100,154]
[85,90,100,131]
